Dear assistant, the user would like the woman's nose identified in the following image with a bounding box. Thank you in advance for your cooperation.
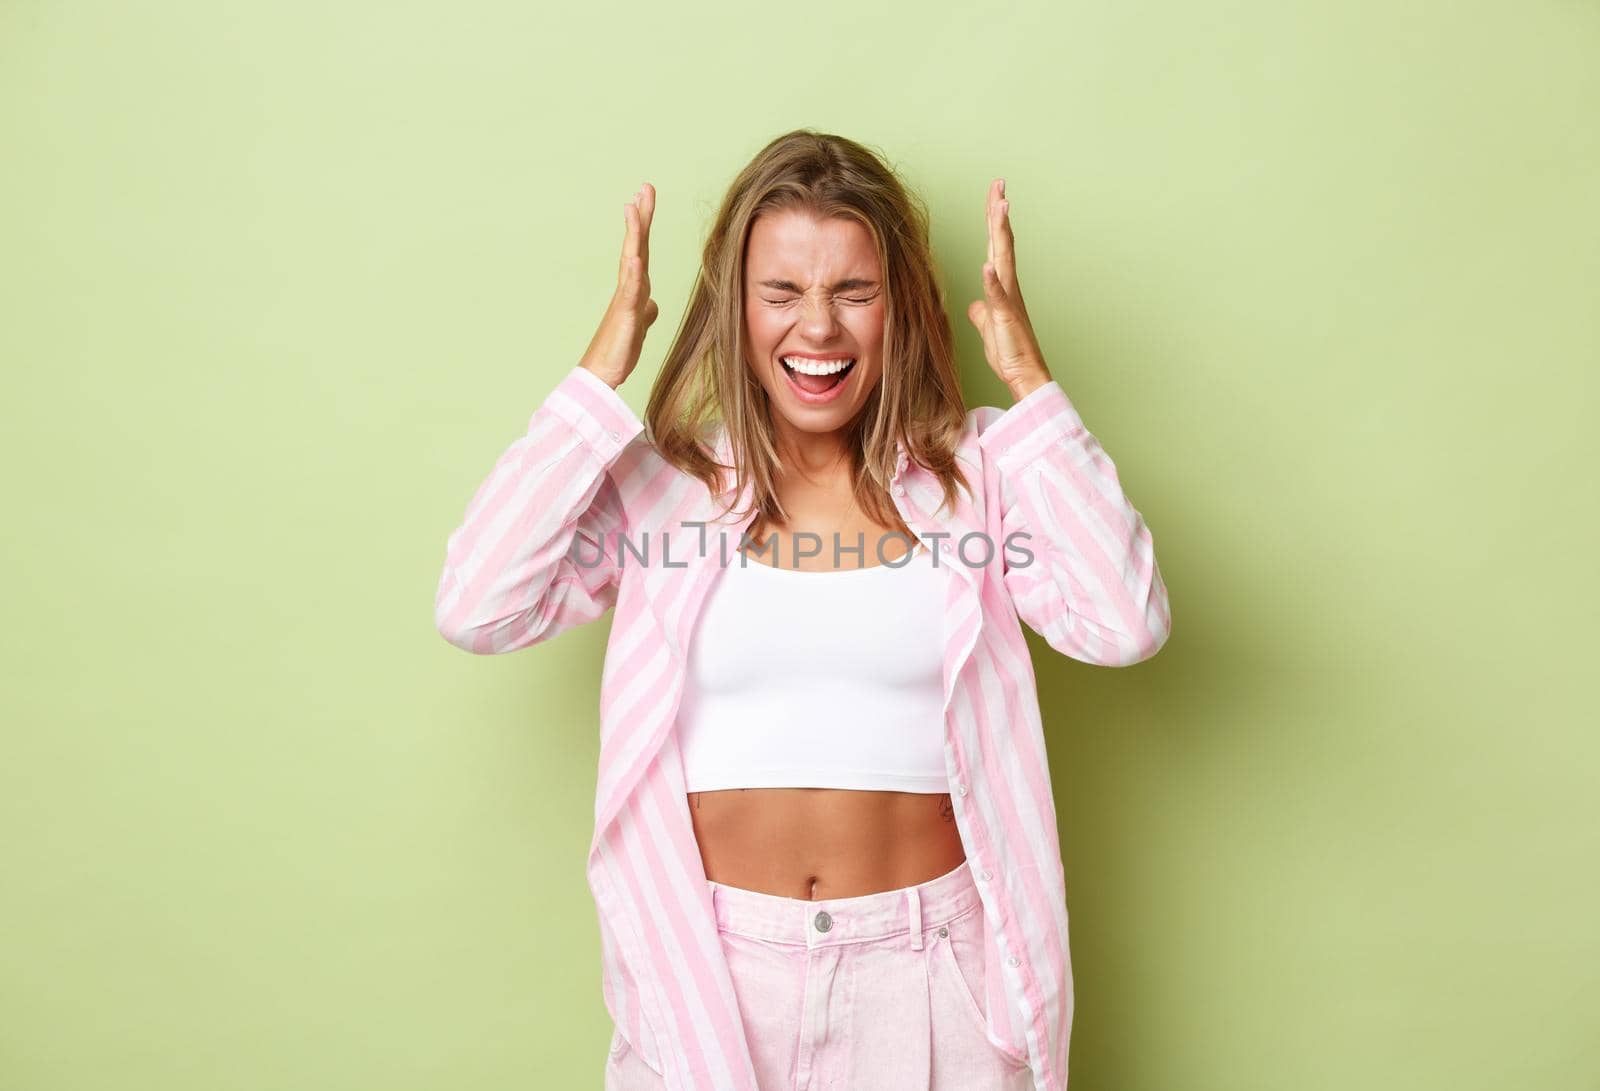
[797,294,841,336]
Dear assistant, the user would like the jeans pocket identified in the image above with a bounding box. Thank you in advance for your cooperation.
[930,907,1032,1070]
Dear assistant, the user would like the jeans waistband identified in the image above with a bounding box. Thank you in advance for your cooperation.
[706,858,981,951]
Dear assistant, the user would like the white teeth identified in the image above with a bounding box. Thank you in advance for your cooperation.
[782,356,855,376]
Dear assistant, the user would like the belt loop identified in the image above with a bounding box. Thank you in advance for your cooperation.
[907,886,923,950]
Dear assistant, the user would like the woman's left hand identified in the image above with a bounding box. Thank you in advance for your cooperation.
[967,178,1053,401]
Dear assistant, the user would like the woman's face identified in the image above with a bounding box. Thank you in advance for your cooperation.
[743,209,886,438]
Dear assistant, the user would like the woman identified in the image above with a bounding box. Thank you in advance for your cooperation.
[435,130,1171,1091]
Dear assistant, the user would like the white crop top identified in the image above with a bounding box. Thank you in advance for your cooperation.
[676,542,950,794]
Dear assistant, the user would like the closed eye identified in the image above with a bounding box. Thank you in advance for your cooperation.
[762,296,878,305]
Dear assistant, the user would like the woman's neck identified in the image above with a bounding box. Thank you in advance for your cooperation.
[773,422,853,486]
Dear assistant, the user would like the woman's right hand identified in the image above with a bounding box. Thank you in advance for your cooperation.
[579,183,659,390]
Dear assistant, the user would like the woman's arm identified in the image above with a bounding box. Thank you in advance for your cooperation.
[434,365,644,654]
[964,177,1169,665]
[976,381,1171,666]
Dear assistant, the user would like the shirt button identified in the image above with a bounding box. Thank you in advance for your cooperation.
[977,870,991,882]
[608,429,620,440]
[814,910,833,933]
[956,783,968,796]
[1007,955,1021,968]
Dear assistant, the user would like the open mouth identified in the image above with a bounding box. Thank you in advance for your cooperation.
[780,355,857,404]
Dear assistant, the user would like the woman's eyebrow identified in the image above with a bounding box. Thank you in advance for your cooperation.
[757,278,880,291]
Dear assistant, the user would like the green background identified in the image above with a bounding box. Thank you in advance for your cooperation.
[4,1,1596,1088]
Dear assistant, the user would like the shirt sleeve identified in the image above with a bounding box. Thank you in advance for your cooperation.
[976,380,1171,666]
[434,365,645,654]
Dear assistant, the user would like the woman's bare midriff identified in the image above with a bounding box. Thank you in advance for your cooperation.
[693,514,960,898]
[688,788,967,899]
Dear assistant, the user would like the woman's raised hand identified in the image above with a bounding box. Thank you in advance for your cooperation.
[966,178,1053,401]
[580,183,660,390]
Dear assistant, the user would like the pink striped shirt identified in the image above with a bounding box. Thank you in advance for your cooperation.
[435,364,1171,1090]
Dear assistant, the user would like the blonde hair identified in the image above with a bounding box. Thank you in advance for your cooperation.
[644,128,973,537]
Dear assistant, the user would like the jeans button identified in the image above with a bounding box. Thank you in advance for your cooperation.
[814,910,833,933]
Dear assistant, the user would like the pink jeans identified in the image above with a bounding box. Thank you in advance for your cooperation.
[605,858,1036,1090]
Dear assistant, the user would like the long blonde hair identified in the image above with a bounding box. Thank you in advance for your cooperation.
[643,128,973,535]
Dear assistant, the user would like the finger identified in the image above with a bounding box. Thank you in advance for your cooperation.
[985,178,1001,268]
[991,190,1018,298]
[982,260,1009,308]
[635,183,653,270]
[966,299,989,333]
[620,200,639,283]
[967,299,997,367]
[628,255,646,302]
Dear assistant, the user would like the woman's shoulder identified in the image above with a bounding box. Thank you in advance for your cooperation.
[607,421,728,520]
